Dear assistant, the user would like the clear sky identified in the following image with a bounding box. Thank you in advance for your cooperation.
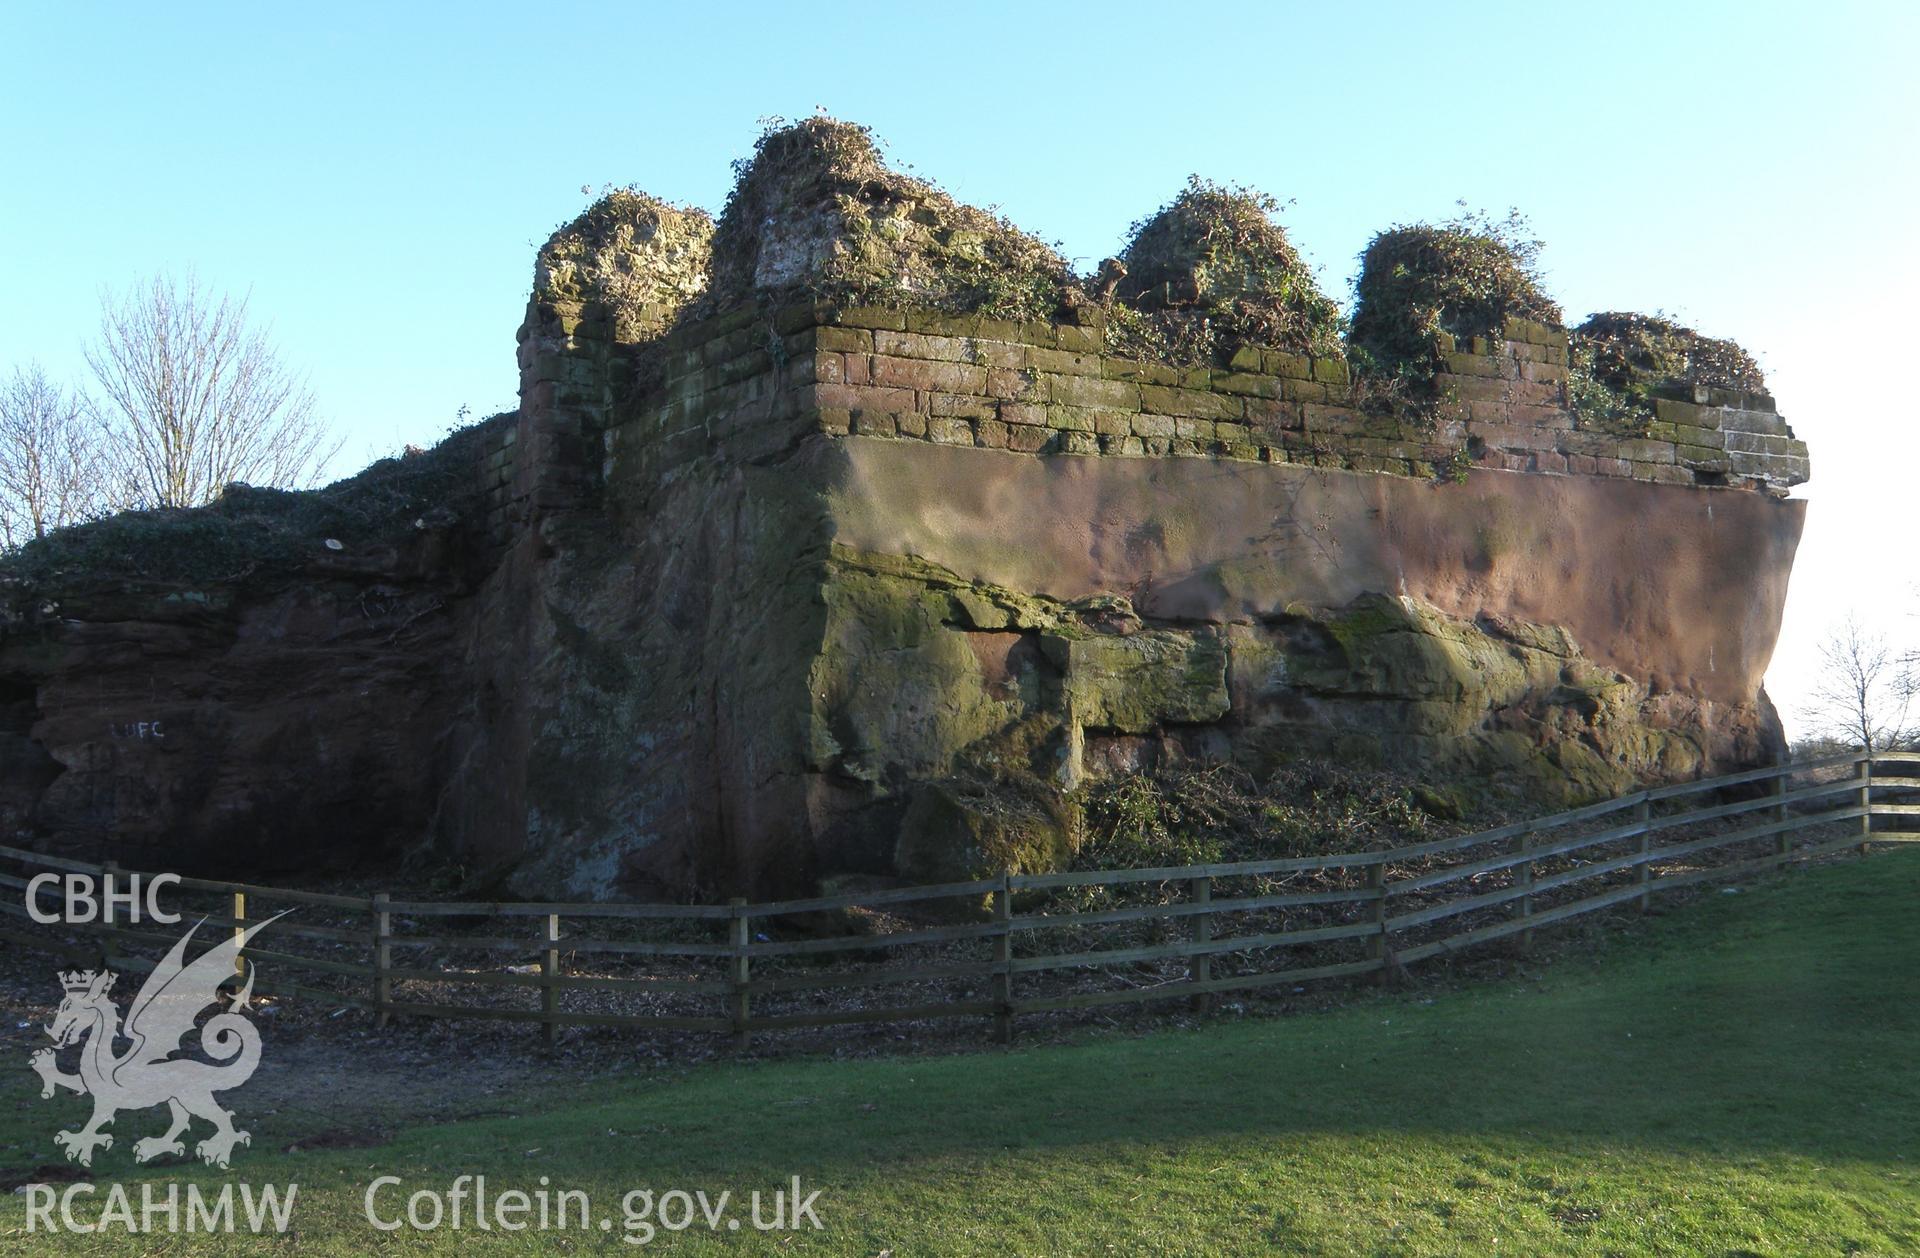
[3,1,1914,733]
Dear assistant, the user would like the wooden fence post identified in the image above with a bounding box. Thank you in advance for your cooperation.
[542,913,561,1049]
[1635,797,1653,912]
[1513,831,1535,950]
[1858,755,1874,855]
[1773,772,1792,870]
[1188,874,1213,1015]
[729,898,751,1051]
[992,873,1014,1044]
[232,890,247,977]
[372,892,391,1029]
[1366,863,1388,979]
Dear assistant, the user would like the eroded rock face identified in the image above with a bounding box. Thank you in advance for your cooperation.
[767,477,1789,890]
[0,570,464,872]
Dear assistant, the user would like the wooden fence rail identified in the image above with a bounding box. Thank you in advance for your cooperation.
[3,750,1917,1046]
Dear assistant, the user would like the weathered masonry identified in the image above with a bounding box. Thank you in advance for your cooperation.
[1,121,1807,900]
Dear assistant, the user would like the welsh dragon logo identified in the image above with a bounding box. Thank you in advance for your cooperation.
[28,915,282,1169]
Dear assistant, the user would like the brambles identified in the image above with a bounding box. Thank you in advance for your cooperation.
[1107,177,1344,366]
[1348,206,1561,382]
[1569,312,1767,432]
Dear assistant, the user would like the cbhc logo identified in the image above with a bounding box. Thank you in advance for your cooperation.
[26,873,182,925]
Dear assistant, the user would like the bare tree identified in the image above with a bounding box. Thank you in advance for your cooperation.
[1800,615,1915,751]
[85,274,337,508]
[0,364,110,548]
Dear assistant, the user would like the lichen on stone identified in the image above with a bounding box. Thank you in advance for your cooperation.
[699,117,1076,323]
[533,189,714,342]
[1107,177,1345,365]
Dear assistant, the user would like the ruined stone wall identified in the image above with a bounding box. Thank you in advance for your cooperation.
[0,126,1814,903]
[589,303,1808,499]
[429,295,1806,899]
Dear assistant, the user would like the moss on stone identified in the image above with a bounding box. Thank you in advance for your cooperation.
[534,190,713,342]
[700,118,1075,324]
[1045,630,1231,734]
[894,777,1075,886]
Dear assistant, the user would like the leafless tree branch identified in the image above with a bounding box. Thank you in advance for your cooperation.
[1799,614,1916,752]
[0,364,112,548]
[84,273,339,509]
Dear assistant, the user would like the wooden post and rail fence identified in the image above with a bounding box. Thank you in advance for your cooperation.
[1,750,1916,1047]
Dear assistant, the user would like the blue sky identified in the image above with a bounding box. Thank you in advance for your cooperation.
[2,1,1914,727]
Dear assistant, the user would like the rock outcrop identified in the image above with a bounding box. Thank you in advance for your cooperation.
[0,120,1809,899]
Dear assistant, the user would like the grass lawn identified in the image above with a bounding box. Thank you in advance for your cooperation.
[4,849,1920,1254]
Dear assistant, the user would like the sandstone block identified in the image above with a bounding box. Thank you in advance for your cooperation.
[1444,376,1511,403]
[803,382,917,413]
[987,368,1040,401]
[872,355,988,395]
[1229,344,1265,372]
[1721,409,1791,437]
[927,416,974,445]
[1676,444,1730,472]
[1056,323,1103,353]
[1653,397,1710,427]
[1005,424,1049,453]
[1028,347,1101,376]
[1311,356,1350,386]
[1302,404,1366,434]
[829,306,909,331]
[1047,374,1141,411]
[1445,353,1507,380]
[1722,430,1804,456]
[1614,438,1676,464]
[1103,356,1179,386]
[1213,372,1279,398]
[931,392,996,419]
[1243,398,1302,432]
[875,330,971,362]
[1139,385,1243,420]
[1263,349,1313,379]
[971,339,1028,369]
[815,326,872,353]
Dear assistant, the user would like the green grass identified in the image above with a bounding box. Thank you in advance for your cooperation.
[6,851,1920,1254]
